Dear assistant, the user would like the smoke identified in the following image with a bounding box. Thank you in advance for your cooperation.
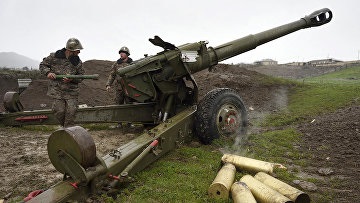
[220,86,289,156]
[219,124,250,156]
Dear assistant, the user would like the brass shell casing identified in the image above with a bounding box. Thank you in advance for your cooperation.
[231,181,257,203]
[240,175,293,203]
[255,172,310,203]
[208,163,236,199]
[222,154,286,174]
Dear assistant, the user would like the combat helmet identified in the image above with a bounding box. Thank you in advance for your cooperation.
[119,46,130,56]
[66,38,83,51]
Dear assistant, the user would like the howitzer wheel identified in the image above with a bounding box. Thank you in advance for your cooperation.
[3,91,24,112]
[195,88,247,144]
[47,126,97,174]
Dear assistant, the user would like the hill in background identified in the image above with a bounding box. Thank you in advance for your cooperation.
[0,52,40,69]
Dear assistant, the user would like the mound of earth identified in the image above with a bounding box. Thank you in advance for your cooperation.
[194,64,289,112]
[1,60,117,111]
[0,70,46,112]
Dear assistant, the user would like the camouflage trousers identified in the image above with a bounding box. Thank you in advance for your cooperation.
[115,89,135,104]
[52,98,78,127]
[115,89,125,105]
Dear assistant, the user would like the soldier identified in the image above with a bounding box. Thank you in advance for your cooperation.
[39,38,85,127]
[106,46,133,104]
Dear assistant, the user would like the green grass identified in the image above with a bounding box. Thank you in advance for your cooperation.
[263,66,360,126]
[246,128,308,166]
[260,74,295,86]
[96,129,305,202]
[301,65,360,85]
[110,146,225,203]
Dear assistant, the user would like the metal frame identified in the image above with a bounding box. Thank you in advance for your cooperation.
[27,106,196,203]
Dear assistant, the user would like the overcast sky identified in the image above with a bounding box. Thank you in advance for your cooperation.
[0,0,359,66]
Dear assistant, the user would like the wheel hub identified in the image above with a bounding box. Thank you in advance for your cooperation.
[217,104,241,135]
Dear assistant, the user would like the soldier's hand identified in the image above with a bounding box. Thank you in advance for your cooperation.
[47,73,56,80]
[63,77,73,83]
[106,85,111,91]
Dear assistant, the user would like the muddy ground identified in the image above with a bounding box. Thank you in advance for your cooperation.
[0,61,359,202]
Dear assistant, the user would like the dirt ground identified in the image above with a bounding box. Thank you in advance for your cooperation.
[297,105,360,202]
[0,61,359,202]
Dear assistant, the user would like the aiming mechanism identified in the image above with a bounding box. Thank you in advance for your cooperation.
[1,8,332,202]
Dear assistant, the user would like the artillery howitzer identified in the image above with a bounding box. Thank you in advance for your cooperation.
[3,8,332,202]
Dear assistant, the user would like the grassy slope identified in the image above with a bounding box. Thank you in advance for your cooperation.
[264,66,360,126]
[258,66,359,202]
[302,65,360,85]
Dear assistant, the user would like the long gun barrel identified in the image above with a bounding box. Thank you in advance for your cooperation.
[190,8,333,72]
[115,8,332,105]
[118,8,332,76]
[55,74,99,80]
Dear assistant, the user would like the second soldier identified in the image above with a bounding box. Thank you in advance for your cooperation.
[106,46,133,104]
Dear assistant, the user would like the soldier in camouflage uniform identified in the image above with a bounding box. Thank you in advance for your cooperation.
[39,38,85,127]
[106,46,133,104]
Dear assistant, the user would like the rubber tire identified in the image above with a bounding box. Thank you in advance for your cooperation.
[195,88,247,144]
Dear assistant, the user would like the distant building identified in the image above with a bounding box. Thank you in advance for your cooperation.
[254,59,278,66]
[284,62,307,66]
[307,58,342,66]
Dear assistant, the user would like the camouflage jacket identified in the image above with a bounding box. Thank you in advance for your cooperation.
[39,48,84,99]
[106,57,133,88]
